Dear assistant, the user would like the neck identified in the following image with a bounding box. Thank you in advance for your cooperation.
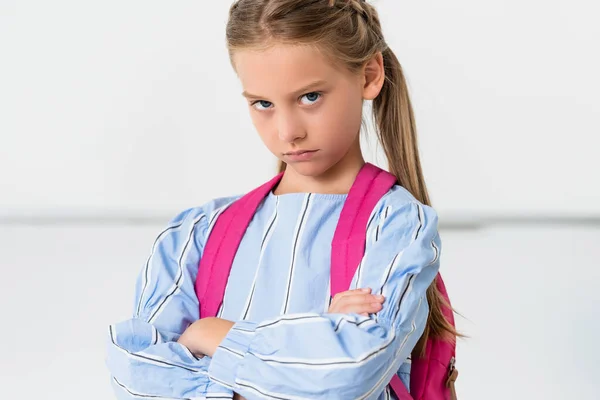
[275,144,365,195]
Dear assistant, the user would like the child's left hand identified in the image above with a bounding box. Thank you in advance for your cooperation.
[328,287,385,316]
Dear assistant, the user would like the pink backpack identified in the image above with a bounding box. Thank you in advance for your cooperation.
[195,163,458,400]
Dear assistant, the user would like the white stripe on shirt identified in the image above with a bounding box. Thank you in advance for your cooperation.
[281,194,312,314]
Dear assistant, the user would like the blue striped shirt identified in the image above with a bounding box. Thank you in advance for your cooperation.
[106,185,441,400]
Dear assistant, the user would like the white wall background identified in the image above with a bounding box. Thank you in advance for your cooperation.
[0,0,598,399]
[2,0,598,218]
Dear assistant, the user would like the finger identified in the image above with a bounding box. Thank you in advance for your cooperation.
[336,296,384,312]
[340,302,383,315]
[333,288,372,302]
[371,294,385,303]
[331,293,384,311]
[329,299,383,315]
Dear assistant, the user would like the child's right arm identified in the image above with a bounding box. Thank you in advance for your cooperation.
[105,205,236,400]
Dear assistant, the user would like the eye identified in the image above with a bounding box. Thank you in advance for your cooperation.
[252,100,273,111]
[300,92,322,105]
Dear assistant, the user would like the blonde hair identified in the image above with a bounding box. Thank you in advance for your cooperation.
[226,0,459,354]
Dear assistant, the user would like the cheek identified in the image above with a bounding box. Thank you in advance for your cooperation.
[250,113,278,148]
[317,94,363,144]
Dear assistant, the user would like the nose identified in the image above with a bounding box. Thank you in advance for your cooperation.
[277,111,306,143]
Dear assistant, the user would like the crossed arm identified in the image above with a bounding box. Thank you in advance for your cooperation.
[177,289,386,400]
[107,200,440,400]
[178,288,385,357]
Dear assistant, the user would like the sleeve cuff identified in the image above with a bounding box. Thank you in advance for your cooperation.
[208,320,258,389]
[206,380,234,399]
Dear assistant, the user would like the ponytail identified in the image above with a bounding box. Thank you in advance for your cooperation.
[374,47,460,354]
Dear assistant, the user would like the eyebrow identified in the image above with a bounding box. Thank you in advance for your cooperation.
[242,79,328,100]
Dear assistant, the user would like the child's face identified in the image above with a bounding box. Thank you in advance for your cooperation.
[233,44,365,178]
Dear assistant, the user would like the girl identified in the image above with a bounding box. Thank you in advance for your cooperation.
[106,1,458,399]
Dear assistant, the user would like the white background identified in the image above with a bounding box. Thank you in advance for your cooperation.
[0,0,598,399]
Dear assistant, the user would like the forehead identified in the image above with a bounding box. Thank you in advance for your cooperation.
[233,44,352,96]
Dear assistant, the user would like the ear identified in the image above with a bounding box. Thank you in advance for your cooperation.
[362,52,385,100]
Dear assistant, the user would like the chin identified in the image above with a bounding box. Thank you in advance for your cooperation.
[286,161,332,178]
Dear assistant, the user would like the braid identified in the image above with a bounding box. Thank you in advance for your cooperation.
[324,0,382,46]
[328,0,368,18]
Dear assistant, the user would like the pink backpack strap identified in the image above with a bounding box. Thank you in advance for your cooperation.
[195,173,283,318]
[331,163,414,399]
[331,163,458,399]
[390,376,413,400]
[330,163,397,295]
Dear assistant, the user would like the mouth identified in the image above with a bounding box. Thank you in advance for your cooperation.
[283,149,319,162]
[284,149,318,156]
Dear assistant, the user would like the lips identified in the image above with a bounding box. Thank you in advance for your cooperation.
[283,149,319,162]
[284,150,317,156]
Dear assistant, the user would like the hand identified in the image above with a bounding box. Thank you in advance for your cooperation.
[328,288,385,316]
[177,317,235,358]
[177,321,206,358]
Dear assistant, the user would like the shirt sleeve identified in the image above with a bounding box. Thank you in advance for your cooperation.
[208,195,442,400]
[105,206,234,400]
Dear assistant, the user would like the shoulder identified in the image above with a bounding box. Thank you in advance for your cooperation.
[358,185,442,294]
[376,184,437,217]
[175,195,242,221]
[368,184,439,241]
[164,194,243,249]
[378,184,419,208]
